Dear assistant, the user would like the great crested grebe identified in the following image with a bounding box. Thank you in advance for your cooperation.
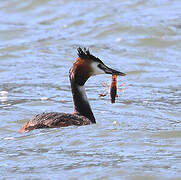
[19,48,126,132]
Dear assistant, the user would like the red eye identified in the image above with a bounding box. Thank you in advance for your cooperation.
[98,64,102,69]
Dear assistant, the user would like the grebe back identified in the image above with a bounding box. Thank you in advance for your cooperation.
[19,48,126,132]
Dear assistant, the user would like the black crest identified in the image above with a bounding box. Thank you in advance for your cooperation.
[77,47,102,63]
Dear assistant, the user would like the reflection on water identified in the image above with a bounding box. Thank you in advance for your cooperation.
[0,0,181,179]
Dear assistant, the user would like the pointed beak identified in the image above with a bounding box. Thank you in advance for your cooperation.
[100,64,126,76]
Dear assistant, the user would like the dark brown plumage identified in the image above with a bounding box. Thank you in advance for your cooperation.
[19,112,91,132]
[77,47,102,63]
[19,47,125,133]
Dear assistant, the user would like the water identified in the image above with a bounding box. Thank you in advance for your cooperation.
[0,0,181,179]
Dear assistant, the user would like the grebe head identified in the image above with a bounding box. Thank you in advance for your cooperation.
[69,47,126,86]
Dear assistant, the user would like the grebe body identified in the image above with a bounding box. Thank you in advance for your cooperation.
[19,48,125,132]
